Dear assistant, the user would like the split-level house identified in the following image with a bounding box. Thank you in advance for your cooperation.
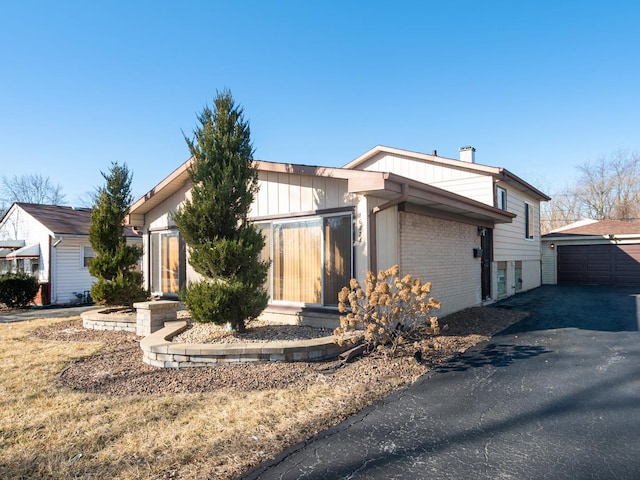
[0,202,142,306]
[126,145,549,325]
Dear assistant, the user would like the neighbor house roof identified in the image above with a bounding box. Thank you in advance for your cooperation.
[4,203,139,238]
[16,203,93,236]
[127,157,515,228]
[344,145,551,202]
[543,220,640,238]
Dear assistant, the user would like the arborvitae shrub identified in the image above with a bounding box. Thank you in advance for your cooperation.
[174,90,269,331]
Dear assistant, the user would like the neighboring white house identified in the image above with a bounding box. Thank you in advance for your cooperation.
[125,145,549,325]
[0,202,142,305]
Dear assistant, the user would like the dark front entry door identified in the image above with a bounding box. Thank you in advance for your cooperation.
[481,228,493,300]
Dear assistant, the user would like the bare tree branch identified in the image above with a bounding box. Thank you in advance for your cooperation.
[0,173,66,207]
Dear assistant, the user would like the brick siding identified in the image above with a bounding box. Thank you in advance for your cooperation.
[399,212,481,316]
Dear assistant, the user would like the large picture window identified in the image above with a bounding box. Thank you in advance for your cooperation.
[151,230,183,295]
[258,212,352,306]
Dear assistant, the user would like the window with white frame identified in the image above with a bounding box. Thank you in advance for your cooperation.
[83,246,96,268]
[256,212,353,306]
[496,186,507,210]
[524,202,534,239]
[497,261,507,296]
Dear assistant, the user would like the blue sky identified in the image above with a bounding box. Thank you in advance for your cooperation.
[1,1,639,206]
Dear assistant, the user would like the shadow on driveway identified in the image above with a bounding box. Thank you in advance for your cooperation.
[435,343,551,373]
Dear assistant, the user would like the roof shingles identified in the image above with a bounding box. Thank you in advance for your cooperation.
[544,220,640,237]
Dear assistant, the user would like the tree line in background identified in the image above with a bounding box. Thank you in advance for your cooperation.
[541,150,640,234]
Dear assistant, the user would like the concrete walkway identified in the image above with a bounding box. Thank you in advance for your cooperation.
[0,305,98,323]
[239,285,640,479]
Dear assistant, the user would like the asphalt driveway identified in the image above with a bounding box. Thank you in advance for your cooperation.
[240,285,640,479]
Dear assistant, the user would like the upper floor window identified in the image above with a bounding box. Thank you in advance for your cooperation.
[496,187,507,210]
[524,202,534,239]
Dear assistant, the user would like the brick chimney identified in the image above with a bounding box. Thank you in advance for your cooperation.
[459,146,476,163]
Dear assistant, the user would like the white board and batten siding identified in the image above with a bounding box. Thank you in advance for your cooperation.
[354,152,495,205]
[146,183,192,231]
[252,172,357,217]
[52,238,96,304]
[541,244,557,284]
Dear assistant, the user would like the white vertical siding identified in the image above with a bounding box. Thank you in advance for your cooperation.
[52,239,96,304]
[541,242,557,284]
[374,205,399,272]
[354,152,495,205]
[147,183,192,230]
[251,173,356,217]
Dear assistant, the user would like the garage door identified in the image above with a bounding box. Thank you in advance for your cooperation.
[557,244,640,285]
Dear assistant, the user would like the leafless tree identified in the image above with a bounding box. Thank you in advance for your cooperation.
[75,190,98,209]
[577,151,640,222]
[0,173,66,213]
[540,189,583,234]
[540,150,640,233]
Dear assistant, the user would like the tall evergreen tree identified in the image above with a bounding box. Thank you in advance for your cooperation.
[174,89,269,331]
[89,162,147,307]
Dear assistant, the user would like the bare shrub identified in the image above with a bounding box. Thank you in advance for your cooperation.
[334,265,441,355]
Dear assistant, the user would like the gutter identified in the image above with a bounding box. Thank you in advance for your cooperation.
[369,182,409,273]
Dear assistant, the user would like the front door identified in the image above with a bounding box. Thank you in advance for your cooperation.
[480,228,492,300]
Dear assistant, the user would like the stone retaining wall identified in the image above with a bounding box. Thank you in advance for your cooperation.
[81,309,136,332]
[140,321,354,368]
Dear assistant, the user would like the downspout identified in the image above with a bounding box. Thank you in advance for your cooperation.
[51,236,62,304]
[369,182,409,273]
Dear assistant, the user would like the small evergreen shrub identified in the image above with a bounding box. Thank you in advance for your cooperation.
[88,162,148,307]
[334,265,441,355]
[0,273,39,308]
[181,280,268,329]
[90,272,147,307]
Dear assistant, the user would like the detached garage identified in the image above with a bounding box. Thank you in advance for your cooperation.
[541,220,640,286]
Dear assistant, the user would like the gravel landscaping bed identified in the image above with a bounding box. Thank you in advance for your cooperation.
[172,317,334,344]
[31,307,528,397]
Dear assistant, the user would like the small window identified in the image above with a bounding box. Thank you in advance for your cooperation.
[497,261,507,296]
[524,203,534,240]
[83,246,96,268]
[30,259,40,276]
[496,187,507,210]
[514,261,523,291]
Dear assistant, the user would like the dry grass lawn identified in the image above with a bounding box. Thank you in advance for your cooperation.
[0,308,525,479]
